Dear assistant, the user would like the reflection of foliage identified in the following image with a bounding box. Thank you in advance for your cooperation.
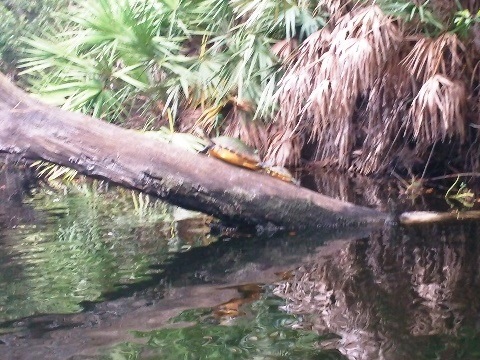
[274,224,480,360]
[101,293,345,359]
[0,185,173,322]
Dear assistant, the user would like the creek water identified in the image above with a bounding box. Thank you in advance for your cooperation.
[0,173,480,359]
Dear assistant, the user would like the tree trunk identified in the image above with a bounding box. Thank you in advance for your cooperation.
[0,74,387,230]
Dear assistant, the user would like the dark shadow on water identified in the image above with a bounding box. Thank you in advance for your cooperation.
[1,221,480,360]
[1,163,480,359]
[0,225,375,359]
[274,222,480,360]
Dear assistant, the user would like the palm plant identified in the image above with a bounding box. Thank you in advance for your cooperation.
[269,0,480,176]
[18,0,479,176]
[20,0,201,122]
[19,0,326,136]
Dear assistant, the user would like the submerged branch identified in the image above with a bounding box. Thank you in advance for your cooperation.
[399,210,480,225]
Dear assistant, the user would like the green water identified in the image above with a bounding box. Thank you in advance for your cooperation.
[1,184,480,360]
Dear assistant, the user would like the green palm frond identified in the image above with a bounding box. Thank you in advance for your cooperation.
[31,161,78,183]
[19,0,202,123]
[20,37,146,120]
[17,0,325,135]
[231,0,326,40]
[375,0,444,34]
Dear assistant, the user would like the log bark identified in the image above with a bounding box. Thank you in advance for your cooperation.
[0,74,387,229]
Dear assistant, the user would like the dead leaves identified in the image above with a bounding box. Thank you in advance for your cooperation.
[410,75,466,143]
[271,3,473,174]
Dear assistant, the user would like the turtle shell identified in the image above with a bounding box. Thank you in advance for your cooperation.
[207,136,261,170]
[264,166,299,185]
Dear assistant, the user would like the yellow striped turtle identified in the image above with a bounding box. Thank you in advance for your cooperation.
[206,136,262,170]
[263,165,300,185]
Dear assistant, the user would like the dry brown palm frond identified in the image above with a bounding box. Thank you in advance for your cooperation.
[333,5,402,61]
[273,4,404,171]
[333,36,376,96]
[410,74,467,144]
[176,106,204,132]
[273,30,333,136]
[348,54,416,174]
[303,78,334,135]
[306,112,355,170]
[194,102,226,134]
[271,38,299,61]
[274,29,332,128]
[402,33,467,84]
[280,28,332,70]
[328,6,400,92]
[351,112,414,175]
[278,5,400,125]
[275,69,314,130]
[263,127,304,166]
[312,7,401,167]
[364,64,412,128]
[351,43,469,176]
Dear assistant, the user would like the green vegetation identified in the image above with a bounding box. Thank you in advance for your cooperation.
[18,0,325,126]
[4,0,480,177]
[0,0,69,75]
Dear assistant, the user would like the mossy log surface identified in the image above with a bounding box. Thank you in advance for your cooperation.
[0,74,387,230]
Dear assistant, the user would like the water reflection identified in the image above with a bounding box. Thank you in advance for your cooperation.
[0,187,217,324]
[274,223,480,360]
[1,179,480,359]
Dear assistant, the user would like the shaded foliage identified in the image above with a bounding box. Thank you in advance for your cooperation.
[101,294,344,360]
[12,0,480,177]
[0,0,69,76]
[0,185,172,322]
[19,0,325,129]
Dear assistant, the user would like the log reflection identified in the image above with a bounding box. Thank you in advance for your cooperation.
[274,223,480,360]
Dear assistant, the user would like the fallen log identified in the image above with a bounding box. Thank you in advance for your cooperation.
[0,73,387,229]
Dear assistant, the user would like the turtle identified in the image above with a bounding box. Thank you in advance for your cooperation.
[262,165,300,185]
[204,136,262,170]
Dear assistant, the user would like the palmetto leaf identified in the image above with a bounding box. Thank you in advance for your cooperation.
[19,0,324,134]
[231,0,325,39]
[375,0,445,34]
[111,65,149,90]
[19,0,201,123]
[410,75,466,143]
[402,33,466,83]
[31,161,78,183]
